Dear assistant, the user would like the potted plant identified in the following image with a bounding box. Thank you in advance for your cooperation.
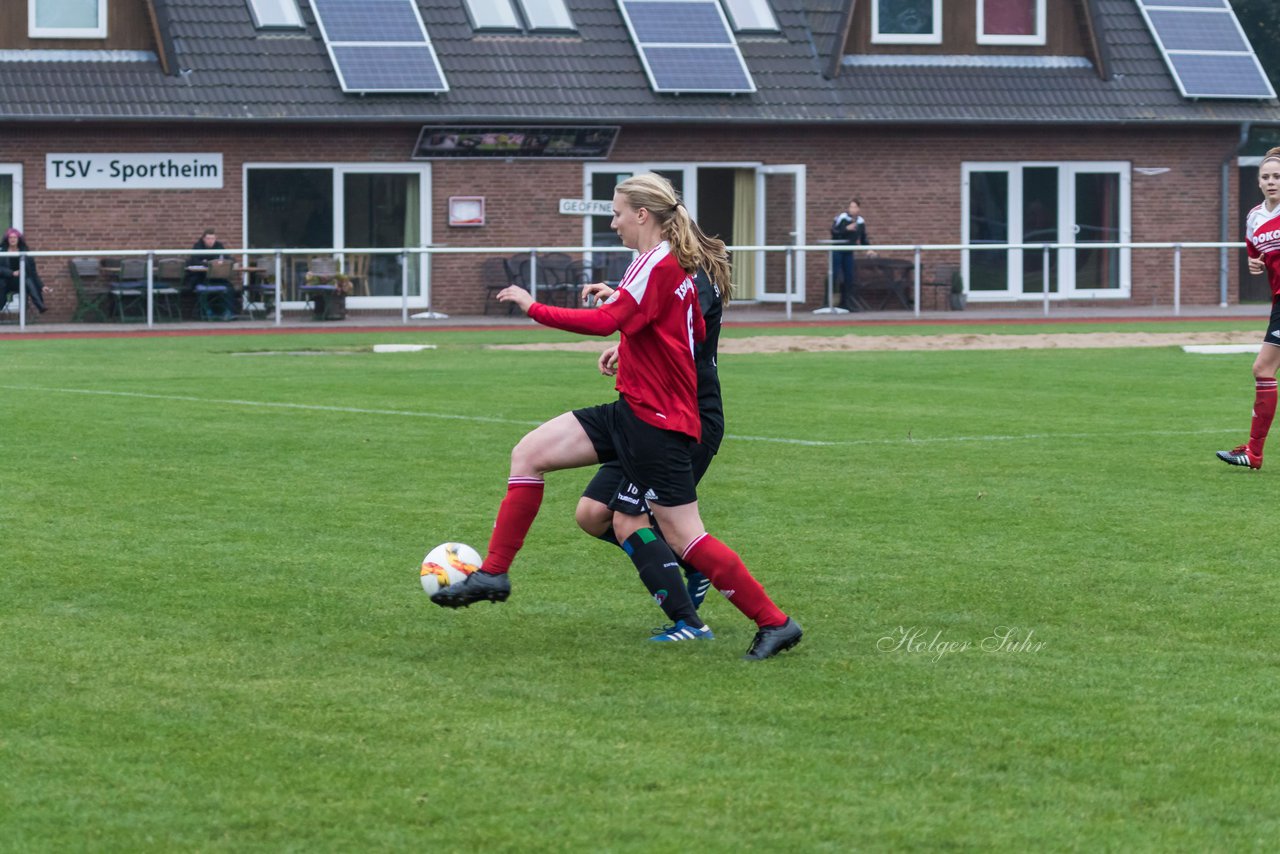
[304,271,352,320]
[948,269,966,311]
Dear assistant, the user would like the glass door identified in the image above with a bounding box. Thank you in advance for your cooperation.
[963,162,1129,299]
[1065,166,1128,295]
[246,164,431,307]
[754,165,806,302]
[341,170,423,304]
[966,169,1010,295]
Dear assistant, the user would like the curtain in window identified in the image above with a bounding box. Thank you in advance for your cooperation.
[0,177,12,230]
[732,169,755,298]
[403,175,421,297]
[983,0,1035,36]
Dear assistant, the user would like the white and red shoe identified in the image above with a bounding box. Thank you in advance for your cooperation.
[1216,444,1263,470]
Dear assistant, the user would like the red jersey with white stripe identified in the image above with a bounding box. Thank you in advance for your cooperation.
[524,241,706,440]
[1246,201,1280,298]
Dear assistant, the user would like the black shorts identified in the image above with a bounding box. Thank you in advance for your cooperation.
[1265,299,1280,347]
[573,398,697,507]
[583,442,716,516]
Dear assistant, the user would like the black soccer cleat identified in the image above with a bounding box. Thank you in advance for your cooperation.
[430,569,511,608]
[743,617,803,661]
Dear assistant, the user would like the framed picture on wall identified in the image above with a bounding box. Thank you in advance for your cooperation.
[448,196,485,227]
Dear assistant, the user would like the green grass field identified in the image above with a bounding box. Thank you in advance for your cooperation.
[3,320,1279,851]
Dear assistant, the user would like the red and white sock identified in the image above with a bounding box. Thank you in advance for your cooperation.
[482,478,544,575]
[681,533,787,628]
[1248,378,1277,459]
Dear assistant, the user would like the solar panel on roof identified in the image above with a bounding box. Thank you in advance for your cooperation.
[1136,0,1275,100]
[1168,53,1276,99]
[617,0,755,94]
[646,45,753,91]
[626,2,734,44]
[1145,9,1247,52]
[1142,0,1227,7]
[311,0,448,93]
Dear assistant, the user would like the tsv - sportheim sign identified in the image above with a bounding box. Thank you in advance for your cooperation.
[46,153,224,189]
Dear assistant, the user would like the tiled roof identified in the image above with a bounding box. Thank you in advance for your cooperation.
[0,0,1274,124]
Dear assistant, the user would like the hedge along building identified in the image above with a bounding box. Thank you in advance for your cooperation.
[2,0,1279,320]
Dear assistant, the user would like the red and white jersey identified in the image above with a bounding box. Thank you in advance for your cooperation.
[1246,201,1280,298]
[600,242,706,440]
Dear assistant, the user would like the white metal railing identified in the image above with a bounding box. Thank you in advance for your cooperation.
[0,241,1251,329]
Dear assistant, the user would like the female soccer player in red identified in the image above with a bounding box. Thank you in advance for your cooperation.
[431,173,801,660]
[1218,147,1280,470]
[574,268,722,642]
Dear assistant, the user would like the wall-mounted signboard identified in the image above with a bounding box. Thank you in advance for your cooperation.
[412,126,619,160]
[46,153,224,189]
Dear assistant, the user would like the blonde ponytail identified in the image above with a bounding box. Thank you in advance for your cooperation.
[616,173,733,305]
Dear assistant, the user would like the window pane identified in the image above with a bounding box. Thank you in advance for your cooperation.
[247,168,333,301]
[343,173,419,297]
[246,0,303,28]
[1074,172,1121,290]
[0,176,12,230]
[877,0,934,36]
[1022,167,1058,294]
[722,0,778,32]
[519,0,574,30]
[984,0,1035,36]
[35,0,100,29]
[465,0,520,29]
[969,171,1008,292]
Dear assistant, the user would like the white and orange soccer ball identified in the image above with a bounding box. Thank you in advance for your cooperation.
[419,542,482,596]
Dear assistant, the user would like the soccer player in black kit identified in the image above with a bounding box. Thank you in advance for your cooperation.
[575,268,724,641]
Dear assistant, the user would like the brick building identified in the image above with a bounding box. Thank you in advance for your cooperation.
[2,0,1279,319]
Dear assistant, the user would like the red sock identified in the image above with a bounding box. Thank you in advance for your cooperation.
[1249,379,1277,458]
[483,478,544,574]
[681,534,787,628]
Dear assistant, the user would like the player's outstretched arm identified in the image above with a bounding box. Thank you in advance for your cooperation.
[496,284,536,312]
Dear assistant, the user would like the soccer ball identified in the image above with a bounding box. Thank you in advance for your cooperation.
[419,542,482,595]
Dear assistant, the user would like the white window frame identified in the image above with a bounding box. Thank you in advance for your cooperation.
[722,0,780,33]
[245,0,304,29]
[581,161,808,303]
[977,0,1046,46]
[0,164,24,234]
[517,0,575,31]
[29,0,108,38]
[464,0,521,30]
[243,162,433,309]
[961,161,1131,301]
[871,0,942,45]
[467,0,574,31]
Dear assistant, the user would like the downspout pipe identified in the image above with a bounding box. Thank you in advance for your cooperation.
[1222,122,1251,307]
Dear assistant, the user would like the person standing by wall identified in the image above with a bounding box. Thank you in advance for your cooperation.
[831,198,872,311]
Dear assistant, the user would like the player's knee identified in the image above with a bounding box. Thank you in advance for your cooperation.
[509,434,544,476]
[575,497,610,537]
[611,512,648,543]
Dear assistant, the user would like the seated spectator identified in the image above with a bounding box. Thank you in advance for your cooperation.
[183,228,234,320]
[0,228,51,314]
